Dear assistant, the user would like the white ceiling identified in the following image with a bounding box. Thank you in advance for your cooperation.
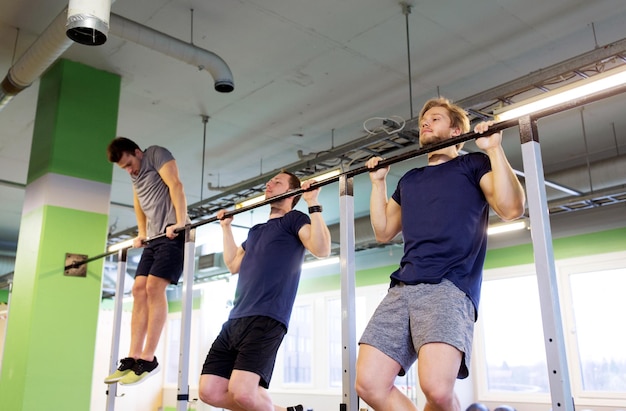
[1,0,626,254]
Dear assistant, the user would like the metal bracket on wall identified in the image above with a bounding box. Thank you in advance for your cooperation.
[64,253,87,277]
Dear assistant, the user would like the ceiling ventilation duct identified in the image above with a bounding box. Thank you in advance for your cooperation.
[108,14,234,93]
[0,8,74,111]
[66,0,111,46]
[0,5,234,111]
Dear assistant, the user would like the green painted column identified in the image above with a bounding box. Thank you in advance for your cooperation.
[0,59,120,411]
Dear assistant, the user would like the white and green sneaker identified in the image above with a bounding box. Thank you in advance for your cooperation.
[119,356,160,386]
[104,357,136,384]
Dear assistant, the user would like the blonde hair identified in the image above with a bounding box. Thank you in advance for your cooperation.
[419,97,470,134]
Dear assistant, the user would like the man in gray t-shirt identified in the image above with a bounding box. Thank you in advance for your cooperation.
[104,137,190,386]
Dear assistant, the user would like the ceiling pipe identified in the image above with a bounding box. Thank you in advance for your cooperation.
[108,13,234,93]
[0,8,74,111]
[0,6,234,112]
[66,0,111,46]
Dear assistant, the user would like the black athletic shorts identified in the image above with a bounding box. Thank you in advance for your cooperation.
[135,233,185,285]
[201,316,287,388]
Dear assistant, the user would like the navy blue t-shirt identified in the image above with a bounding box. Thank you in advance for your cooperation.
[228,210,310,328]
[390,152,491,314]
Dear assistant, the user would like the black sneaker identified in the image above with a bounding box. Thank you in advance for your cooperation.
[118,356,161,386]
[287,405,304,411]
[104,357,136,384]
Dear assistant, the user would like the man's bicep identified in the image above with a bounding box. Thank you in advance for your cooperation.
[158,159,182,187]
[384,198,403,237]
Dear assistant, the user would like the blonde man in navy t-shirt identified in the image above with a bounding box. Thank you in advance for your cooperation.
[356,98,526,411]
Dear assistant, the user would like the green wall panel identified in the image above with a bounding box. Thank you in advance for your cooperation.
[299,227,626,294]
[28,59,121,185]
[484,227,626,269]
[0,205,109,411]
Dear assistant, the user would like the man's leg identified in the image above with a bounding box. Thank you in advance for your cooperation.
[418,342,462,411]
[199,372,300,411]
[116,275,170,385]
[355,344,418,411]
[140,274,170,361]
[199,374,247,411]
[128,275,149,358]
[229,369,276,411]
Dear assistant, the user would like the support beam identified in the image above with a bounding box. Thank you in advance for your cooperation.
[177,228,197,411]
[519,115,574,411]
[106,249,128,411]
[339,175,358,411]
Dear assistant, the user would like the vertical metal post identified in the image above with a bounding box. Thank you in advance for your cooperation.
[106,248,128,411]
[518,115,574,411]
[177,227,196,411]
[339,174,358,411]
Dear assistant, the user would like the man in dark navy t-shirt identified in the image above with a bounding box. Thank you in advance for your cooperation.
[356,97,526,411]
[199,171,331,411]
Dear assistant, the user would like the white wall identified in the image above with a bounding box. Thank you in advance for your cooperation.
[91,307,165,411]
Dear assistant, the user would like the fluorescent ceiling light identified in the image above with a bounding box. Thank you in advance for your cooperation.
[107,238,134,252]
[236,169,342,209]
[302,256,340,269]
[487,220,527,236]
[236,194,265,209]
[494,64,626,121]
[302,169,341,182]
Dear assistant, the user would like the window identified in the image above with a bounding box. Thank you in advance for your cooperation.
[476,252,626,407]
[283,303,313,384]
[165,316,181,385]
[327,297,343,388]
[477,272,550,395]
[568,267,626,393]
[326,287,416,404]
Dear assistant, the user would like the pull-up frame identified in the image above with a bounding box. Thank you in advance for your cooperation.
[72,81,626,411]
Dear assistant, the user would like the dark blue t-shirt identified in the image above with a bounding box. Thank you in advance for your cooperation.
[228,210,310,328]
[390,152,491,314]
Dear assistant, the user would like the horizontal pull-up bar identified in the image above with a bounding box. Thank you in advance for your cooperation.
[62,117,517,272]
[63,80,626,271]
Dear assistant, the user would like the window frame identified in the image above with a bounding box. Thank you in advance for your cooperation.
[473,251,626,408]
[557,251,626,406]
[473,263,551,405]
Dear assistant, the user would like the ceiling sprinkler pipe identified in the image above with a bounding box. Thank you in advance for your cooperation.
[66,0,111,45]
[0,3,234,112]
[109,13,234,93]
[0,8,74,110]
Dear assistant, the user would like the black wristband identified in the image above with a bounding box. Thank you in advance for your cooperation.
[308,205,323,214]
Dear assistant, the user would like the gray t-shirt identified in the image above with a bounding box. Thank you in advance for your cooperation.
[131,146,180,237]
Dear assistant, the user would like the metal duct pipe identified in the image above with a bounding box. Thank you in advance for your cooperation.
[0,8,74,110]
[108,14,234,93]
[0,7,234,111]
[66,0,111,46]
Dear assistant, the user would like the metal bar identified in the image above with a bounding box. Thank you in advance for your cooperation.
[64,249,118,270]
[66,82,626,270]
[105,248,128,411]
[177,227,196,411]
[519,115,574,411]
[339,174,358,411]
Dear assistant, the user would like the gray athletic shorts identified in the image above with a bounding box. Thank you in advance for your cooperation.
[359,279,475,379]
